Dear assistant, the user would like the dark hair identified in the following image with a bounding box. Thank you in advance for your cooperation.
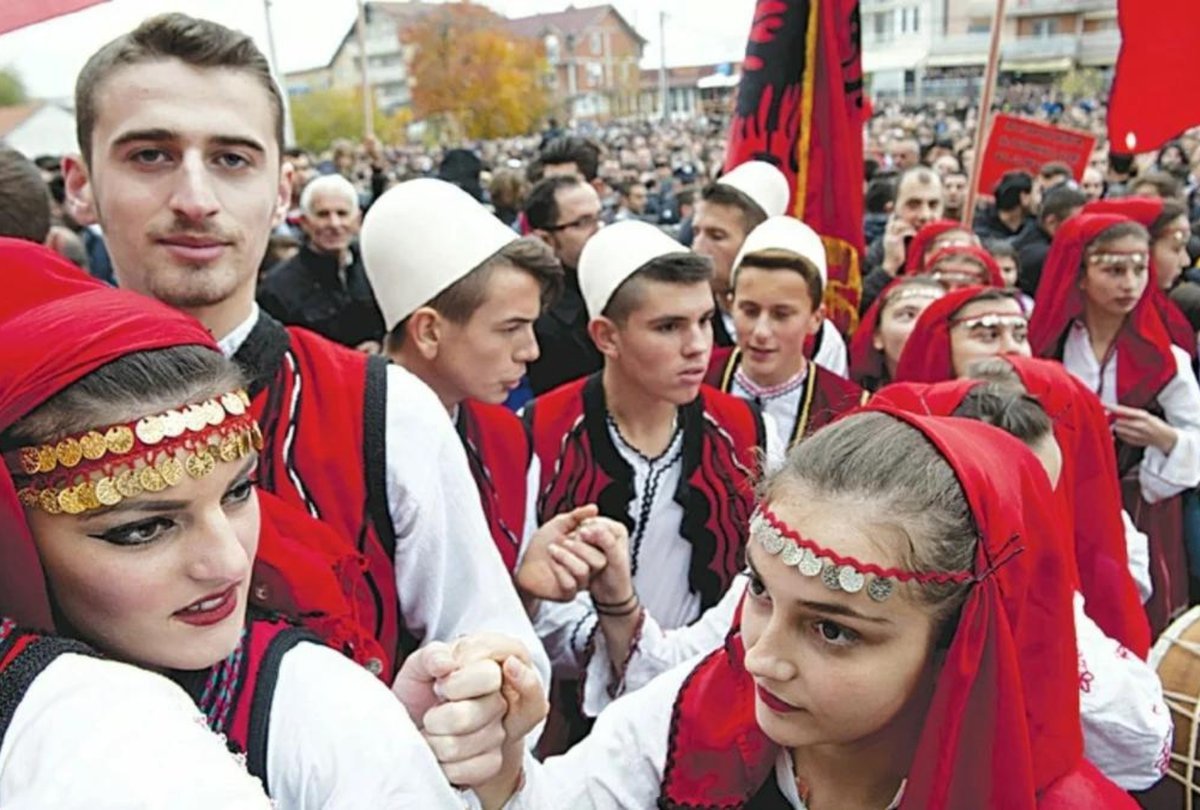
[386,238,563,349]
[1151,199,1189,239]
[1133,171,1183,201]
[762,411,976,625]
[953,380,1052,447]
[950,287,1019,319]
[1087,221,1151,254]
[700,182,768,234]
[3,346,244,448]
[985,239,1020,271]
[603,252,713,324]
[76,13,284,166]
[524,175,585,231]
[1040,185,1087,224]
[866,177,897,215]
[1038,161,1073,182]
[538,136,601,182]
[0,148,52,244]
[737,248,824,305]
[1169,281,1200,332]
[283,147,309,161]
[1109,153,1135,175]
[994,171,1033,211]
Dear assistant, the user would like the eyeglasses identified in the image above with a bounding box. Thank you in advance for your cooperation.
[546,213,603,232]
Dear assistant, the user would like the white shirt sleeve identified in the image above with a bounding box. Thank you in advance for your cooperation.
[1121,509,1154,604]
[385,365,550,692]
[762,411,786,474]
[1139,346,1200,502]
[0,654,270,810]
[266,641,470,808]
[502,656,703,809]
[814,320,850,379]
[1075,592,1173,791]
[581,576,744,716]
[517,454,541,567]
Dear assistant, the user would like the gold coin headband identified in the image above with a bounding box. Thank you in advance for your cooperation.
[6,390,263,515]
[750,507,973,602]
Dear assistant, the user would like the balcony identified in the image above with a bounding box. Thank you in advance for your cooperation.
[1005,33,1081,61]
[1079,29,1120,66]
[926,32,1084,70]
[1008,0,1115,15]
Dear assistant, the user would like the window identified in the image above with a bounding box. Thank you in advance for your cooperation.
[967,16,990,33]
[591,31,602,53]
[1032,19,1059,37]
[912,6,920,32]
[900,8,909,33]
[545,34,560,62]
[872,11,894,42]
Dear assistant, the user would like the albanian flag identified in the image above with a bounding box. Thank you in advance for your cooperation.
[725,0,866,334]
[1107,0,1200,155]
[0,0,108,35]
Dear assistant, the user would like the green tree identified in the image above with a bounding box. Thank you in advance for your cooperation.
[289,87,410,152]
[0,66,28,107]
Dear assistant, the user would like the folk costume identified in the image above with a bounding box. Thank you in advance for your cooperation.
[524,222,779,717]
[708,216,866,445]
[1029,213,1200,634]
[361,179,539,575]
[924,243,1007,289]
[903,219,974,275]
[892,287,1154,653]
[502,413,1136,808]
[849,277,946,392]
[0,240,471,807]
[870,377,1169,790]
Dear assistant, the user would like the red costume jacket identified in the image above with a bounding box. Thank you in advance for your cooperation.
[456,400,531,574]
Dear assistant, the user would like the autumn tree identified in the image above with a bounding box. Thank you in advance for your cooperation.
[289,87,409,152]
[404,2,550,141]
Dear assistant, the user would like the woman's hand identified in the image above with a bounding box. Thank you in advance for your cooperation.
[1109,404,1179,454]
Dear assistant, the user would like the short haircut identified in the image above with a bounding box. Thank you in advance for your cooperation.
[896,166,941,199]
[700,182,768,234]
[603,252,713,324]
[1133,171,1184,201]
[994,171,1033,211]
[524,175,585,231]
[866,177,897,214]
[76,13,284,165]
[618,180,646,199]
[1108,153,1135,175]
[736,248,824,307]
[539,136,601,181]
[0,148,52,243]
[387,238,563,349]
[1040,185,1086,224]
[300,173,359,215]
[1039,161,1073,182]
[1151,199,1190,239]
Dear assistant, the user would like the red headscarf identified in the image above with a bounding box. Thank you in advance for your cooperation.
[925,244,1006,288]
[1029,212,1176,410]
[0,238,382,663]
[904,219,970,275]
[873,361,1151,657]
[1084,196,1197,357]
[661,411,1131,808]
[849,277,944,390]
[893,285,1015,383]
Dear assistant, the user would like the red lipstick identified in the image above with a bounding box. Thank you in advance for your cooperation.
[173,585,239,627]
[756,684,802,714]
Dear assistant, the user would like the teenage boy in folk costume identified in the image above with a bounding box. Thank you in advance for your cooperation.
[60,14,546,685]
[693,161,850,376]
[361,178,628,591]
[523,220,783,722]
[705,216,866,449]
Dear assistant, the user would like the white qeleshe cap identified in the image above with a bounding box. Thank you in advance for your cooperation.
[579,221,689,319]
[360,178,517,330]
[732,216,828,288]
[718,161,790,218]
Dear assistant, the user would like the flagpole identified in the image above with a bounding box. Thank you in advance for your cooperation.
[355,0,375,139]
[261,0,295,147]
[963,0,1007,229]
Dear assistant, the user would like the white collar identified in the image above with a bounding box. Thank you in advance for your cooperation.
[216,304,260,358]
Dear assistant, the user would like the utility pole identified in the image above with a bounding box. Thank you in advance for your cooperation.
[261,0,295,146]
[355,0,375,139]
[658,11,668,121]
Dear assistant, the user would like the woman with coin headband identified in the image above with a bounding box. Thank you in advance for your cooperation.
[452,409,1135,808]
[0,238,532,808]
[1029,212,1200,635]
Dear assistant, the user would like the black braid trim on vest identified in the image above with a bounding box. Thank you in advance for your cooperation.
[0,636,94,745]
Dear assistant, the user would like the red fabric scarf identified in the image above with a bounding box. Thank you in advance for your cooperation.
[904,219,970,275]
[925,244,1006,288]
[1028,213,1176,411]
[892,286,997,384]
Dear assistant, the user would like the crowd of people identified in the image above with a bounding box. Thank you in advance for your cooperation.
[2,9,1200,809]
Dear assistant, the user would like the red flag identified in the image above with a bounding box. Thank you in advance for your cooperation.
[1108,0,1200,154]
[725,0,866,333]
[0,0,108,35]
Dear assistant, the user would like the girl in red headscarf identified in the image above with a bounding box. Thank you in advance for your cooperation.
[1029,212,1200,633]
[850,276,945,391]
[871,374,1169,791]
[473,409,1135,808]
[0,239,523,807]
[924,244,1007,290]
[904,219,979,275]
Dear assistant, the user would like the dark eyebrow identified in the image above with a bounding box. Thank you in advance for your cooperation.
[80,456,258,520]
[110,129,266,155]
[745,543,891,624]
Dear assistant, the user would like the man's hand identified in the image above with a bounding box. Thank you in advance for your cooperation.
[516,504,607,601]
[577,517,633,606]
[881,214,916,276]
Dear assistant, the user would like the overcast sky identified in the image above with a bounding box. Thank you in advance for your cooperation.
[0,0,755,100]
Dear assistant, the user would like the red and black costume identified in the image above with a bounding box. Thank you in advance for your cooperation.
[456,400,531,573]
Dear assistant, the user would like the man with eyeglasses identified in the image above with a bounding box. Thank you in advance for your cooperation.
[525,175,606,395]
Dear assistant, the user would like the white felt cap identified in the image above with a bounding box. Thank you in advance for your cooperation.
[360,178,517,330]
[578,221,689,319]
[732,216,828,289]
[718,161,791,218]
